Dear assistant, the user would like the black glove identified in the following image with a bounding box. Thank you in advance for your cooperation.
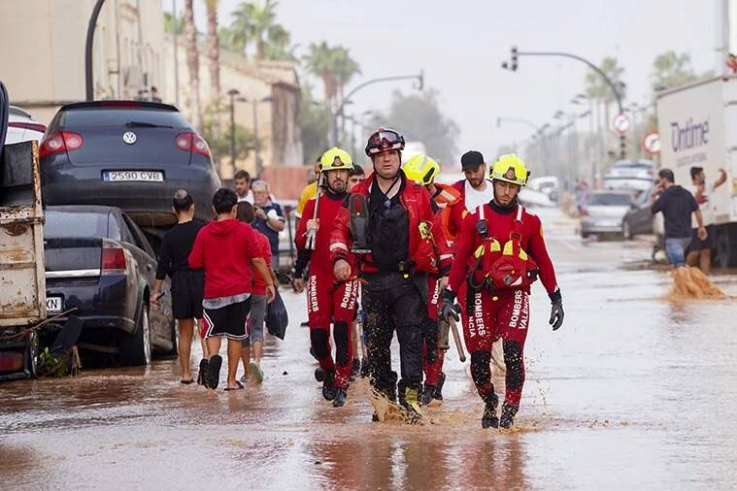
[440,289,460,323]
[549,289,564,331]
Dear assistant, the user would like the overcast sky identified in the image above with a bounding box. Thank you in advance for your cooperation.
[171,0,719,163]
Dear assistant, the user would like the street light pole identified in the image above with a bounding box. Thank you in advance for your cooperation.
[248,96,272,178]
[227,89,239,172]
[85,0,107,101]
[331,71,424,146]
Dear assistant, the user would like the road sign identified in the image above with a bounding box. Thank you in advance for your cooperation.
[642,131,660,155]
[611,113,631,134]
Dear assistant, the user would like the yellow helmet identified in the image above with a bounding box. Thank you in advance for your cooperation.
[490,154,530,186]
[319,147,354,172]
[403,154,440,186]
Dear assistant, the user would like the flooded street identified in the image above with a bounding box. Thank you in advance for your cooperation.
[2,208,737,490]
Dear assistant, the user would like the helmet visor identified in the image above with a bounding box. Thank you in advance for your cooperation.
[367,130,404,154]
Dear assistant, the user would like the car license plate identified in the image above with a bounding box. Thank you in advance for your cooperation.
[46,296,63,314]
[103,171,164,182]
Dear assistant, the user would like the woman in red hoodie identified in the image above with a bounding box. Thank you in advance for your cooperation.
[189,189,275,391]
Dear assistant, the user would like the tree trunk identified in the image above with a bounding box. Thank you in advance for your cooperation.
[184,0,202,133]
[257,39,265,60]
[205,0,221,101]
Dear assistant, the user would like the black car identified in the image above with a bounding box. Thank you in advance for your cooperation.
[622,187,655,240]
[44,205,176,365]
[39,101,220,231]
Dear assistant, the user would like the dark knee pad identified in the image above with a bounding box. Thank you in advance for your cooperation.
[503,340,524,390]
[333,321,350,365]
[470,351,492,388]
[310,329,330,359]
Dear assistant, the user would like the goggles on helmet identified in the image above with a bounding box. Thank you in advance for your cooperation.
[365,127,405,157]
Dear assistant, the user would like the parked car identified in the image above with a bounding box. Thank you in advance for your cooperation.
[580,190,634,239]
[528,175,560,202]
[602,159,654,193]
[622,186,656,239]
[44,205,176,366]
[39,100,221,231]
[6,105,46,145]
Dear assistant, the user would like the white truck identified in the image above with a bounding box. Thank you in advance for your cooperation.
[657,76,737,267]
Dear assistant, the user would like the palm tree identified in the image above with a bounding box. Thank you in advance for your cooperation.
[263,24,296,61]
[230,2,251,57]
[246,0,278,60]
[332,46,361,104]
[183,0,202,132]
[205,0,221,100]
[585,57,626,101]
[303,41,339,105]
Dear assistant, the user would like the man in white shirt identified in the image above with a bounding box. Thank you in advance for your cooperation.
[686,166,727,274]
[234,170,254,204]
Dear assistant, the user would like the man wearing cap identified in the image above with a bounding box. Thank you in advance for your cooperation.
[447,151,506,377]
[330,128,452,422]
[294,148,358,408]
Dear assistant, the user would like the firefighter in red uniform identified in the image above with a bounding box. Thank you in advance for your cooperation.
[294,148,358,408]
[403,154,461,405]
[330,128,452,422]
[442,154,565,429]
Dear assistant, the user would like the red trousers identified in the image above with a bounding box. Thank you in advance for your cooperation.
[423,275,445,386]
[307,273,358,389]
[464,288,530,406]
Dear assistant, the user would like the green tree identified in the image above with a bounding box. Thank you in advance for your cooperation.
[585,57,626,101]
[300,83,330,163]
[202,109,257,166]
[303,42,361,107]
[651,51,700,90]
[371,89,459,163]
[229,0,290,61]
[164,11,185,34]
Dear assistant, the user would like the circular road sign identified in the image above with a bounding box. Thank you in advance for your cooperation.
[611,113,631,134]
[642,131,660,155]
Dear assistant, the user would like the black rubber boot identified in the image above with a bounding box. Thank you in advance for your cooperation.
[333,387,347,407]
[420,384,436,406]
[314,367,325,382]
[322,369,336,401]
[499,402,519,429]
[350,359,360,381]
[433,372,446,401]
[482,393,499,429]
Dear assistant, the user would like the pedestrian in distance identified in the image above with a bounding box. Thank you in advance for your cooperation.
[234,170,253,204]
[347,164,366,191]
[152,190,206,384]
[443,154,564,429]
[236,201,275,384]
[295,147,359,407]
[252,180,286,271]
[685,166,727,275]
[330,128,453,422]
[650,168,707,270]
[189,188,275,391]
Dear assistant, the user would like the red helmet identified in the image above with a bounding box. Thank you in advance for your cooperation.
[365,127,405,157]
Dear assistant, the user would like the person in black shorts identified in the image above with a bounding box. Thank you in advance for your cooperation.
[189,189,275,391]
[153,190,206,384]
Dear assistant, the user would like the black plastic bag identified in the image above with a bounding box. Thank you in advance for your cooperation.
[266,290,288,340]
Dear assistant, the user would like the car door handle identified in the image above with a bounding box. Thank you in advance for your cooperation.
[145,264,152,271]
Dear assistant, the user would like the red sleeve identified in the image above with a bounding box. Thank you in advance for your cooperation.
[446,201,464,239]
[526,214,558,294]
[188,228,205,270]
[240,223,261,259]
[295,198,314,251]
[329,199,353,263]
[448,212,478,292]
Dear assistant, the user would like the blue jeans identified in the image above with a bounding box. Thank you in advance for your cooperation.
[665,237,691,267]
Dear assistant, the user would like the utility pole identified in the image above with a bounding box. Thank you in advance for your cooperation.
[172,0,180,106]
[85,0,107,101]
[227,89,239,172]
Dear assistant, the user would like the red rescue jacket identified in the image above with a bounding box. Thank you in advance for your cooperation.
[330,171,453,276]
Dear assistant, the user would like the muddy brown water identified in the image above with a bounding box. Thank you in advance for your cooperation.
[2,209,736,489]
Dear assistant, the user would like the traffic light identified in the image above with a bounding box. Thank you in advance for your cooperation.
[619,134,627,159]
[511,46,518,71]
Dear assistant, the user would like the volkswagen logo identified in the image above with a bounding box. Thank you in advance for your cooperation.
[123,132,137,145]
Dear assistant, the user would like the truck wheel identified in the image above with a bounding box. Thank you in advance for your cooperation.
[25,330,39,377]
[120,305,152,366]
[716,228,737,268]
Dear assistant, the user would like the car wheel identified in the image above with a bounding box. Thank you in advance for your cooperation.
[120,305,152,366]
[623,220,633,240]
[25,330,40,377]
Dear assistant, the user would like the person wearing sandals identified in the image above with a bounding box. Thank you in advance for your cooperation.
[236,201,275,384]
[189,189,275,391]
[152,190,206,385]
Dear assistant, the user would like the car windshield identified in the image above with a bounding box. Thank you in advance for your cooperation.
[57,107,190,129]
[45,210,109,238]
[587,194,631,206]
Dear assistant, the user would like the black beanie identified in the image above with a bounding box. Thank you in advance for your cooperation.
[461,150,484,170]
